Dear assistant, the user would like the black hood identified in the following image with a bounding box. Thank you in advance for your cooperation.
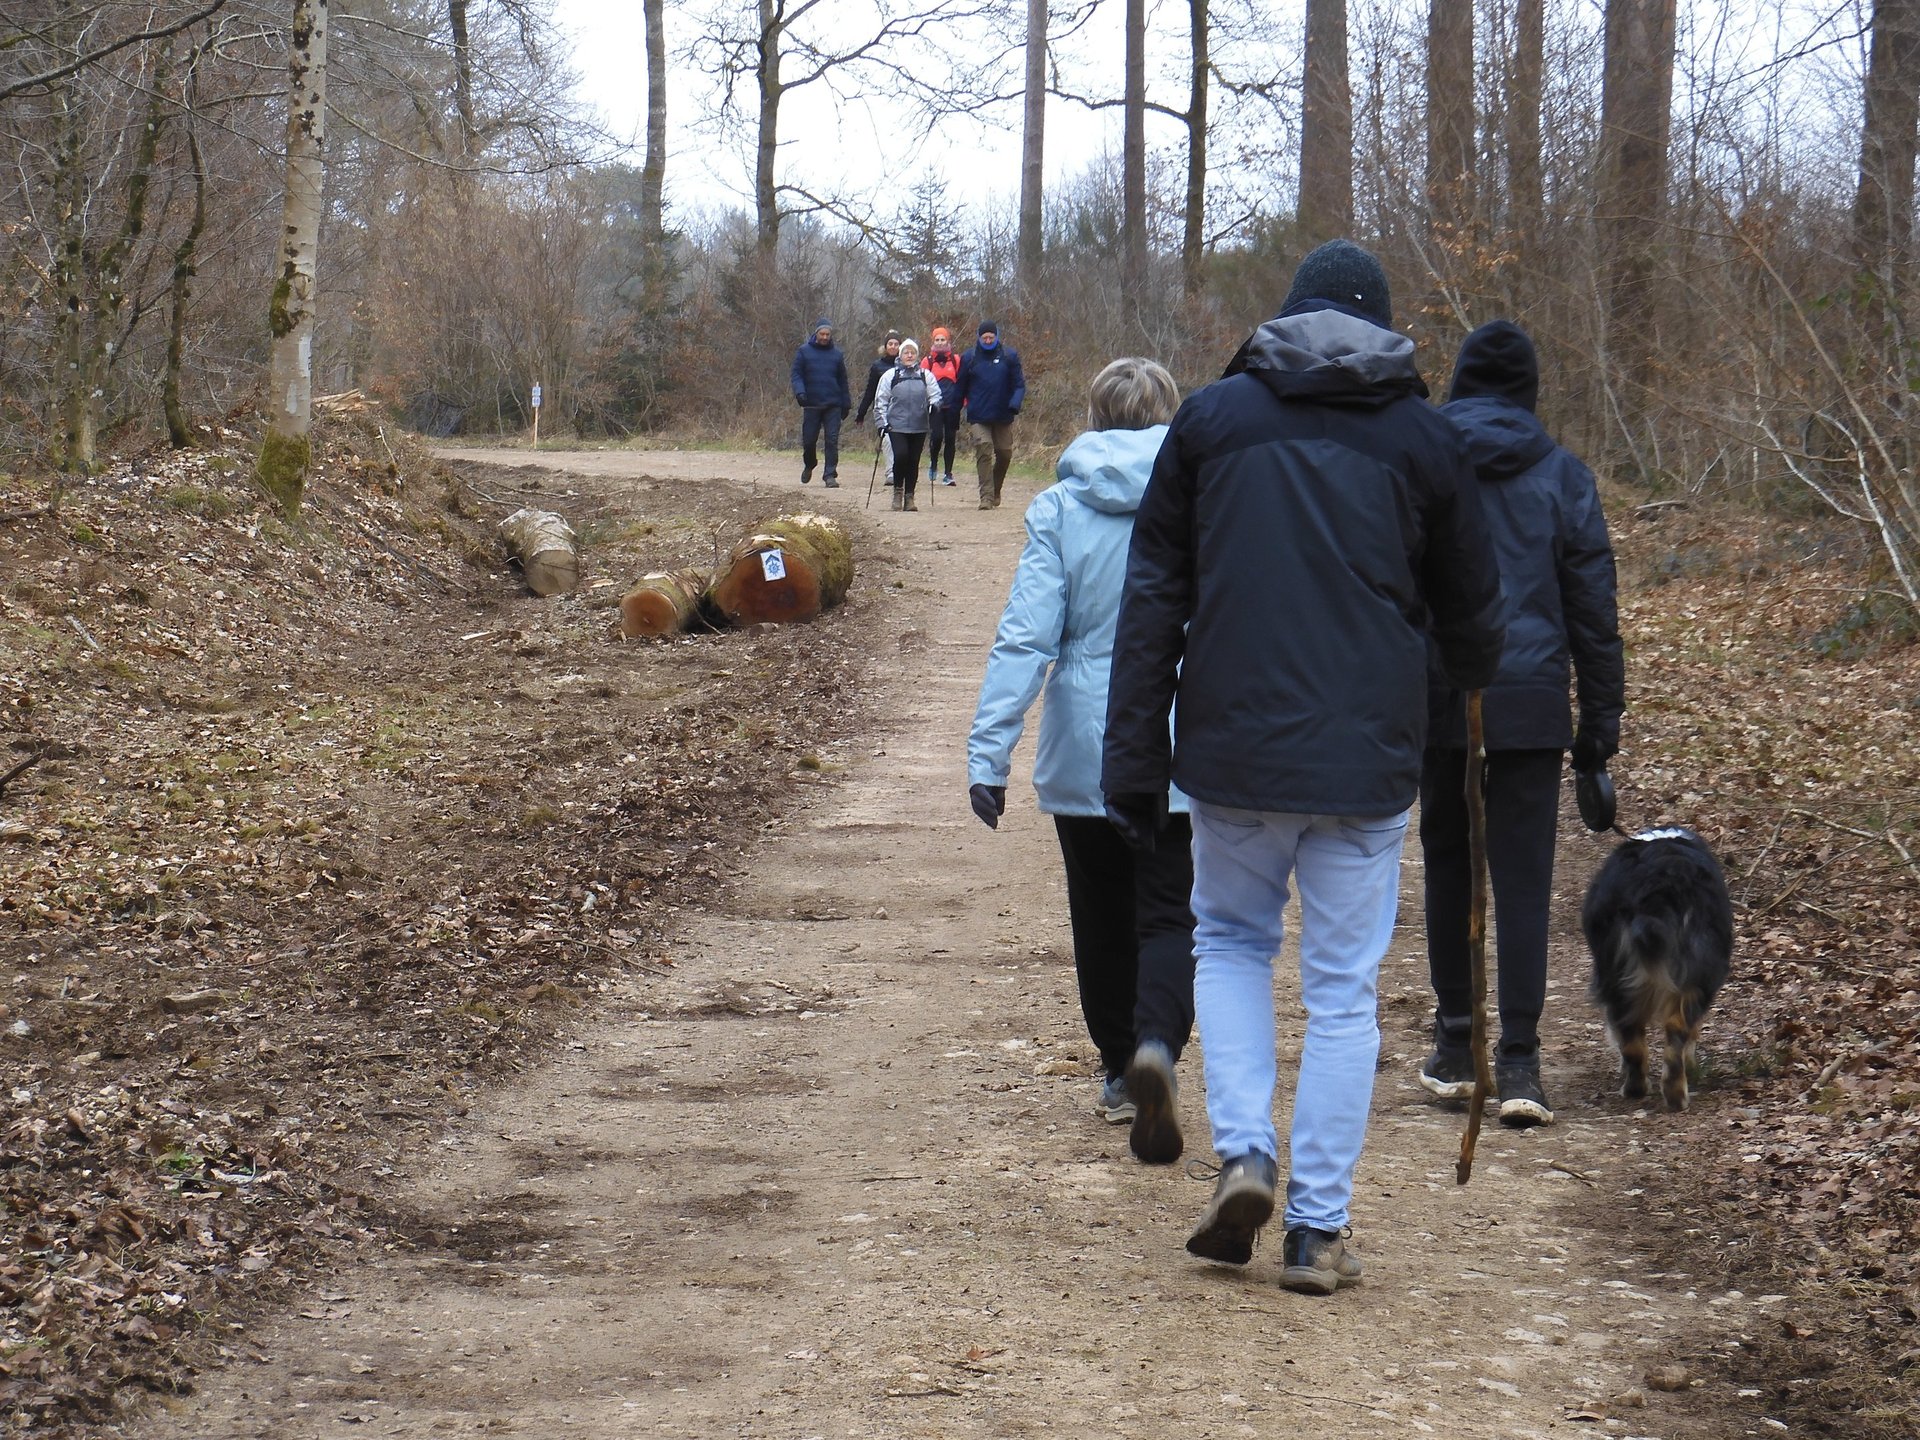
[1225,301,1428,409]
[1442,395,1556,481]
[1448,320,1539,412]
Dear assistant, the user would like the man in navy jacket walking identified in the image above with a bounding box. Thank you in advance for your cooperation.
[954,320,1026,509]
[790,319,852,487]
[1102,241,1505,1295]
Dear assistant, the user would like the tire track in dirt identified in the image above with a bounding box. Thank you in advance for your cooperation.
[125,448,1774,1439]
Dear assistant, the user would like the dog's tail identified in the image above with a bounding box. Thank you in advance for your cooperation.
[1628,914,1676,965]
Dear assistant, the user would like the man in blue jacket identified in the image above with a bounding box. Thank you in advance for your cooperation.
[1102,240,1505,1295]
[954,320,1026,509]
[1418,320,1623,1129]
[790,319,852,487]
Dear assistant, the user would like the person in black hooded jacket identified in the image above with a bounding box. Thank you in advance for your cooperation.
[1416,320,1623,1130]
[1102,240,1505,1294]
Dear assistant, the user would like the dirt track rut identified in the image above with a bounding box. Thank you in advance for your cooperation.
[127,447,1773,1439]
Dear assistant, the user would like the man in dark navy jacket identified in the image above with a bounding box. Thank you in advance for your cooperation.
[954,320,1026,509]
[1101,240,1505,1295]
[1417,320,1622,1130]
[790,319,852,487]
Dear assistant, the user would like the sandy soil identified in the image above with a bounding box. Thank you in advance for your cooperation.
[123,446,1782,1440]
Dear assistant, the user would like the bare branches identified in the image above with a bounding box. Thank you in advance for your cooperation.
[0,1,229,104]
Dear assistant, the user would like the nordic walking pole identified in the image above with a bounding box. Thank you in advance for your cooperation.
[865,428,884,508]
[1456,689,1493,1184]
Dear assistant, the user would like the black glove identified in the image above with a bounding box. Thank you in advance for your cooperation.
[969,784,1005,830]
[794,395,807,408]
[1103,791,1169,853]
[1571,728,1618,774]
[879,425,891,439]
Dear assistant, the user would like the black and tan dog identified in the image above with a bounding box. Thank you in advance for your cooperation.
[1581,827,1733,1110]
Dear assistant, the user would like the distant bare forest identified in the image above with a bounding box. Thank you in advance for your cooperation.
[1,0,1915,601]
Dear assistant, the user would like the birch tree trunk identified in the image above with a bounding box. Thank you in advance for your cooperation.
[754,0,782,258]
[258,0,328,512]
[1018,0,1047,291]
[165,110,208,448]
[641,0,668,248]
[1181,0,1209,297]
[1122,0,1147,296]
[1298,0,1352,244]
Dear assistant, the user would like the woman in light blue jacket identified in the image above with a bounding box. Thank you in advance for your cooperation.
[966,358,1195,1166]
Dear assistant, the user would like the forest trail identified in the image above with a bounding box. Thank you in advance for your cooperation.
[127,447,1763,1440]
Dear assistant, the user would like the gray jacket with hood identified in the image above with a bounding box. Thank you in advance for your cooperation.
[1102,301,1506,816]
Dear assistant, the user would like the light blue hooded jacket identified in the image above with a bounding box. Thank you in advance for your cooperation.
[968,424,1187,817]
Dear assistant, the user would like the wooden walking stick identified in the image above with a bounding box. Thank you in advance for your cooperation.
[1455,689,1494,1185]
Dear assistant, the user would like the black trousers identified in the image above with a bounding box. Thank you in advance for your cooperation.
[1419,747,1563,1059]
[890,430,927,494]
[928,406,958,476]
[800,406,842,479]
[1053,813,1198,1078]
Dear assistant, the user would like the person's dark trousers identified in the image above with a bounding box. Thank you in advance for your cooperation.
[800,405,843,480]
[891,430,927,498]
[928,406,958,478]
[1420,747,1563,1059]
[1053,813,1198,1077]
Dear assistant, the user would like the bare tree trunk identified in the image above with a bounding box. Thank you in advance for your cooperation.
[258,0,328,511]
[755,0,782,258]
[165,113,208,448]
[1507,0,1543,233]
[1018,0,1046,290]
[1425,0,1474,237]
[1599,0,1676,440]
[641,0,667,247]
[1182,0,1209,297]
[53,84,93,471]
[448,0,476,159]
[1852,0,1920,292]
[1123,0,1146,294]
[1298,0,1352,244]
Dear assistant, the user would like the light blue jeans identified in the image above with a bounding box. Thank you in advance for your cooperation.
[1189,801,1410,1233]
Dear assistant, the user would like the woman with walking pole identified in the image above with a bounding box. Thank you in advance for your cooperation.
[874,338,938,512]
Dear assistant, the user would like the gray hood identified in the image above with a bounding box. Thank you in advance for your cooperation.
[1230,302,1429,407]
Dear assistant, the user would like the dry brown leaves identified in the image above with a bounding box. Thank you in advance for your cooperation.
[0,426,875,1433]
[1602,499,1920,1436]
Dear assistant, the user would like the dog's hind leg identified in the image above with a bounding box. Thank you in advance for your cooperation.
[1663,992,1709,1111]
[1611,1016,1650,1101]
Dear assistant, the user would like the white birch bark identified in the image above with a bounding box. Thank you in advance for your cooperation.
[259,0,328,508]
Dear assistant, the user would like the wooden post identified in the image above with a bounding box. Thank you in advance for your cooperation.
[531,381,541,448]
[1456,689,1493,1184]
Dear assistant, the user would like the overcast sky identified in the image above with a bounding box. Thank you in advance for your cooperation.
[561,1,1144,222]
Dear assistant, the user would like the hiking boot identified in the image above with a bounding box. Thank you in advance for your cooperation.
[822,475,840,488]
[977,498,994,510]
[800,468,813,485]
[1095,1073,1134,1124]
[1185,1152,1277,1265]
[1418,1045,1477,1101]
[1497,1058,1555,1128]
[1123,1040,1182,1165]
[889,488,903,512]
[902,495,918,512]
[1279,1226,1363,1295]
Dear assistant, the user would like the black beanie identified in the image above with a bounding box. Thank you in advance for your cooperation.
[978,320,999,338]
[1281,239,1393,328]
[1449,320,1540,412]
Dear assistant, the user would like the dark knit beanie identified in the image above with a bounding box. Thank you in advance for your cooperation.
[978,320,999,337]
[1449,320,1540,413]
[886,329,901,341]
[1281,240,1393,328]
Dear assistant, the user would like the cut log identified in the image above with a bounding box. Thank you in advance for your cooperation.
[499,507,578,596]
[708,512,854,626]
[620,568,711,638]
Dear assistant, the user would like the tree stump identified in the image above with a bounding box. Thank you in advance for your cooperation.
[708,512,853,625]
[620,569,712,637]
[499,507,578,596]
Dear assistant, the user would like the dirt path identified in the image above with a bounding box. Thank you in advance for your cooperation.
[128,448,1770,1439]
